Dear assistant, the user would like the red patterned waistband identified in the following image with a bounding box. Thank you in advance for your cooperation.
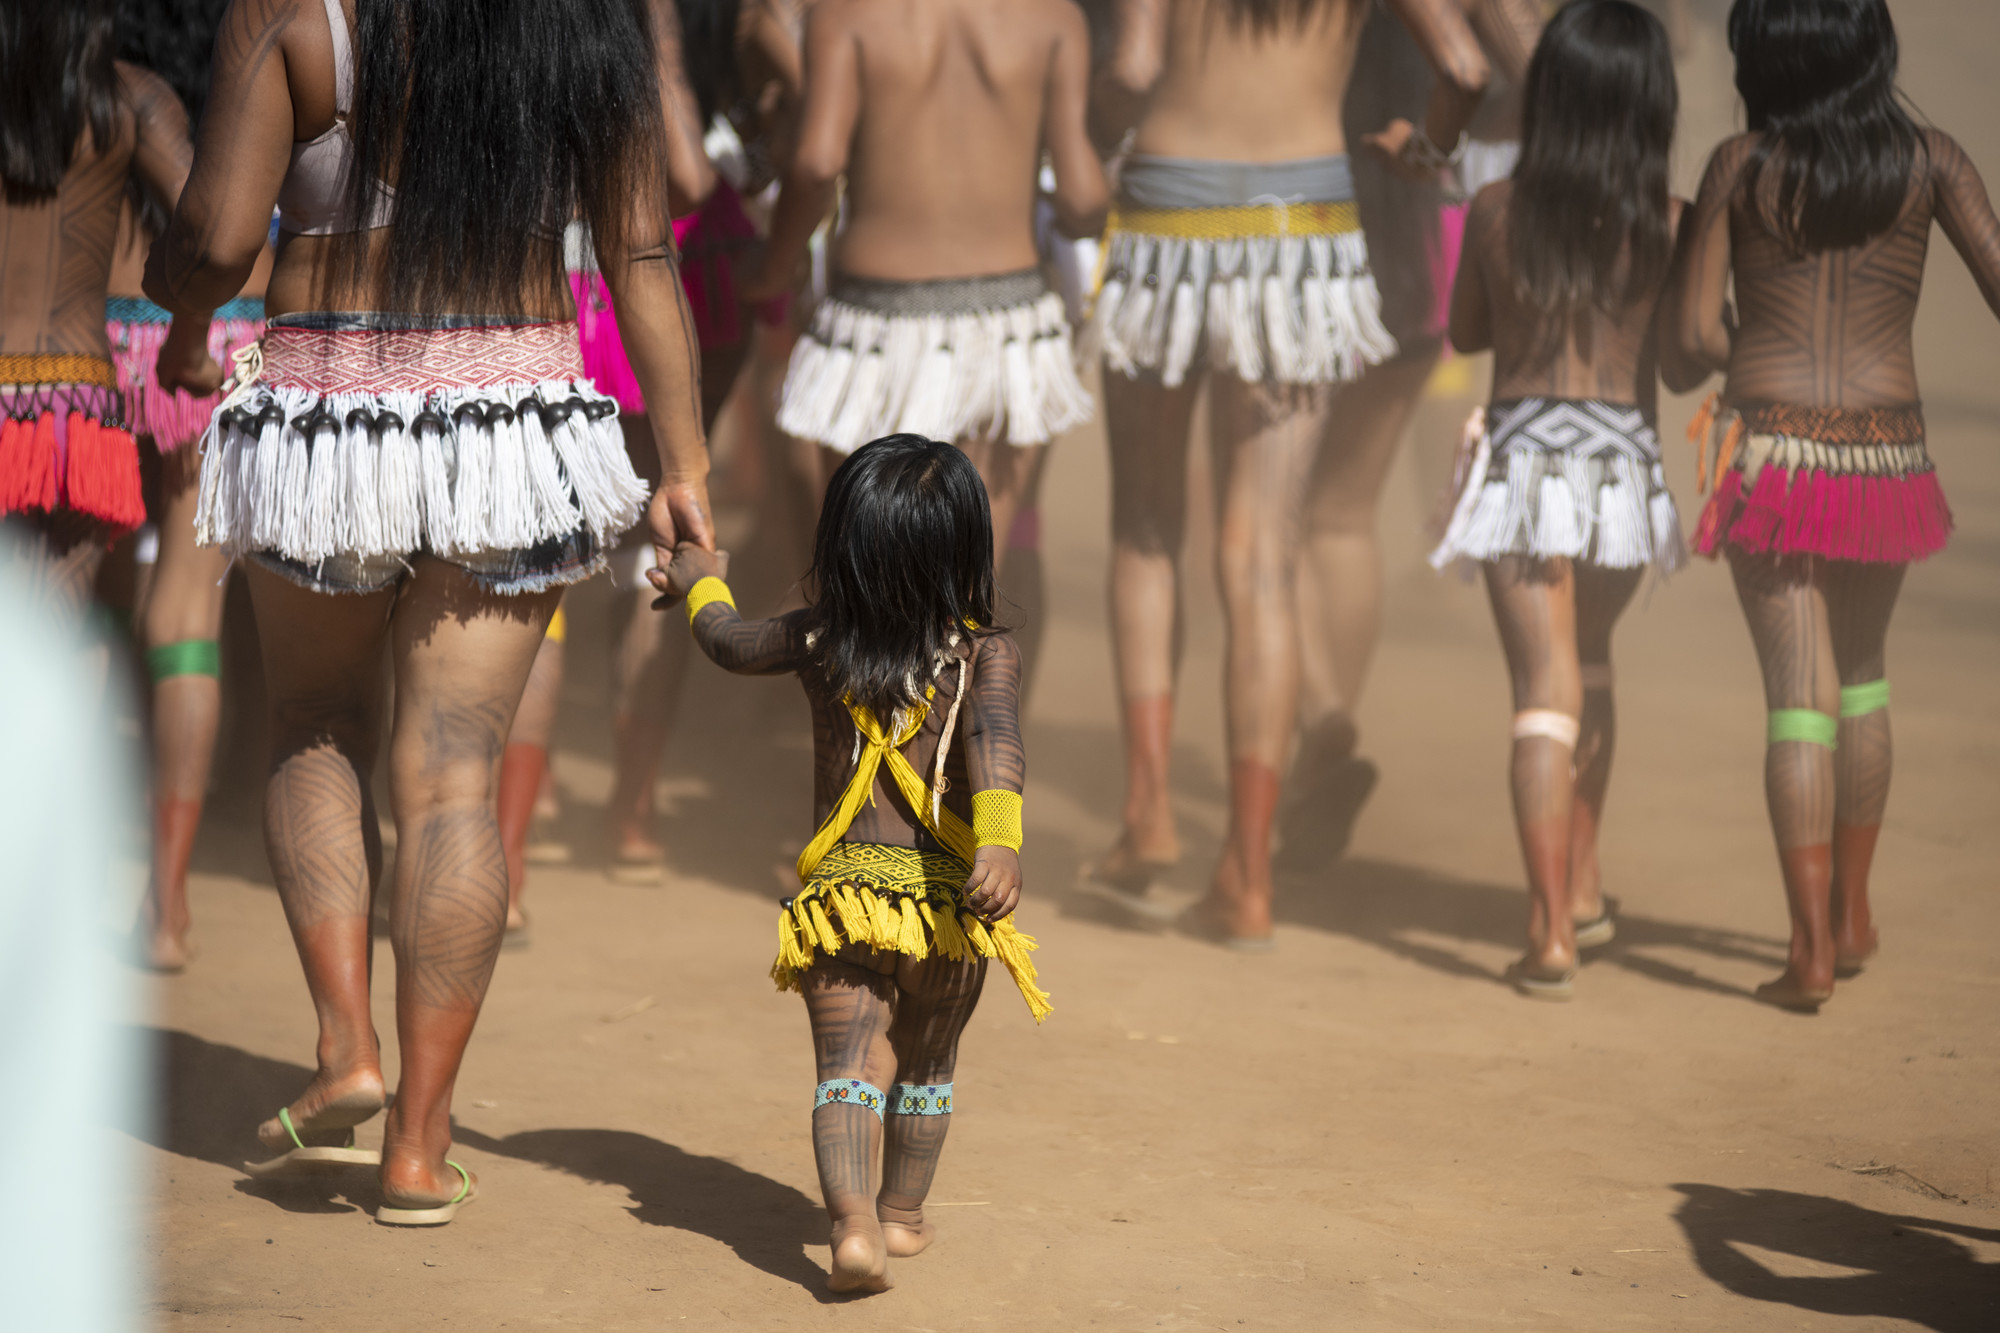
[260,322,585,394]
[1741,402,1925,447]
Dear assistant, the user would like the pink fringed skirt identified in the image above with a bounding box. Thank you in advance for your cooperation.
[1693,403,1952,565]
[570,180,765,415]
[106,296,264,452]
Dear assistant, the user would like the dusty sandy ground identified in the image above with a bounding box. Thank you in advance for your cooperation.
[141,4,1998,1328]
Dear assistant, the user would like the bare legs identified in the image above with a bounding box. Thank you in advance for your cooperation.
[249,558,556,1203]
[1728,552,1903,1008]
[802,948,986,1295]
[1096,371,1199,885]
[1284,351,1438,867]
[1483,557,1641,982]
[498,620,563,934]
[1195,377,1327,940]
[140,448,231,970]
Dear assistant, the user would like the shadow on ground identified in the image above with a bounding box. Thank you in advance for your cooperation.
[455,1126,829,1297]
[1673,1184,2000,1333]
[138,1028,830,1291]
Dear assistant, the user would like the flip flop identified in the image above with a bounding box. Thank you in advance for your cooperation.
[242,1107,381,1178]
[1573,896,1619,950]
[608,854,664,885]
[1506,958,1577,1001]
[1076,860,1181,924]
[375,1160,477,1227]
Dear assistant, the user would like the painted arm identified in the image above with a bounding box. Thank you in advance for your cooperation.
[655,542,810,673]
[121,62,222,395]
[1369,0,1491,177]
[1447,188,1496,354]
[144,0,295,316]
[1088,0,1165,155]
[1046,1,1110,239]
[1658,138,1746,394]
[741,0,857,301]
[1927,128,2000,322]
[960,632,1025,921]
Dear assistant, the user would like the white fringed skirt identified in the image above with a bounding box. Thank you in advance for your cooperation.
[1430,397,1687,571]
[777,269,1091,453]
[1090,154,1397,388]
[195,317,649,566]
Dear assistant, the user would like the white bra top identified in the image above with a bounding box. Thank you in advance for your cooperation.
[275,0,396,236]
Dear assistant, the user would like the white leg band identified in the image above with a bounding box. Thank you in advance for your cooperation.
[1578,663,1614,691]
[1512,709,1580,748]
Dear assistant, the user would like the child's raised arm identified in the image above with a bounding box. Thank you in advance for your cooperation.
[651,548,809,676]
[960,633,1026,923]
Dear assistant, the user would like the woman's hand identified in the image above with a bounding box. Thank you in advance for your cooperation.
[963,846,1022,923]
[155,318,223,396]
[646,477,715,566]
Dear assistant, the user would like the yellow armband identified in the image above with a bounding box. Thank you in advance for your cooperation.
[686,576,736,623]
[971,789,1023,852]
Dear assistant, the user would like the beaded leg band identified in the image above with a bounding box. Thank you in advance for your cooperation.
[814,1079,885,1120]
[889,1083,953,1116]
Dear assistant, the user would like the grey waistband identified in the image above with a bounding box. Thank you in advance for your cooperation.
[1118,154,1354,210]
[267,312,537,333]
[829,269,1047,318]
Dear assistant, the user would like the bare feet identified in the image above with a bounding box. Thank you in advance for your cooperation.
[145,923,194,973]
[256,1069,387,1152]
[878,1202,935,1258]
[608,819,666,882]
[827,1217,892,1294]
[1180,849,1274,948]
[1754,970,1833,1014]
[1088,824,1180,890]
[1833,928,1879,979]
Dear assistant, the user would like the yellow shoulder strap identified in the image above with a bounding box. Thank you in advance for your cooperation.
[795,693,976,884]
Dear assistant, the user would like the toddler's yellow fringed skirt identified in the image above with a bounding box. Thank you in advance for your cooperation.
[772,842,1051,1022]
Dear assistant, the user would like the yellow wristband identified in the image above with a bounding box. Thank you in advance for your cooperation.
[971,789,1024,852]
[686,576,736,623]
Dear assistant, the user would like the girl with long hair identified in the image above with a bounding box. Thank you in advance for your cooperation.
[1,0,218,613]
[655,433,1045,1294]
[145,0,706,1221]
[106,0,265,973]
[1432,0,1685,999]
[1662,0,2000,1012]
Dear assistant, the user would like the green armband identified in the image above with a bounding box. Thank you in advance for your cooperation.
[1839,679,1889,718]
[971,789,1023,852]
[685,576,735,623]
[147,639,221,682]
[1768,708,1838,748]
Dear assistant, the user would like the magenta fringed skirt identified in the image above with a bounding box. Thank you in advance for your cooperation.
[570,179,767,415]
[1694,403,1953,564]
[106,296,264,453]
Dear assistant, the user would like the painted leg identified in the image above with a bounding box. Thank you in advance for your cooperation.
[878,952,986,1258]
[803,956,899,1294]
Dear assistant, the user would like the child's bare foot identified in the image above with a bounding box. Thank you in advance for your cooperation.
[256,1068,387,1151]
[827,1217,892,1293]
[878,1202,935,1257]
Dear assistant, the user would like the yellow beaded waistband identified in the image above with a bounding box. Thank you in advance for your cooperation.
[0,352,116,389]
[1109,200,1361,240]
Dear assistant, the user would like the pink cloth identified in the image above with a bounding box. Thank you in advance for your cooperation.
[108,317,264,452]
[1432,202,1468,342]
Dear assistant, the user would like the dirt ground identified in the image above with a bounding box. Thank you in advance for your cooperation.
[142,4,1999,1329]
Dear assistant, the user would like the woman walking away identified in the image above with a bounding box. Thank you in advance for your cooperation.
[1432,0,1684,1000]
[145,0,707,1220]
[1662,0,2000,1013]
[655,434,1046,1295]
[1,0,218,617]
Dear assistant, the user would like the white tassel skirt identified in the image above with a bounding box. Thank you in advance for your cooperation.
[1430,397,1687,572]
[777,269,1091,453]
[1091,154,1398,388]
[195,317,649,586]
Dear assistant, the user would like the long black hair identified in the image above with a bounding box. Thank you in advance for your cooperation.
[673,0,741,129]
[0,0,120,205]
[1728,0,1919,254]
[1508,0,1676,355]
[114,0,229,230]
[803,435,997,722]
[339,0,670,314]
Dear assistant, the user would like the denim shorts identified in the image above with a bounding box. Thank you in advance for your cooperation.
[246,525,605,597]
